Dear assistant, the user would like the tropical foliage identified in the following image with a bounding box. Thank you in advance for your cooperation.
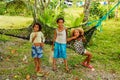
[90,1,115,20]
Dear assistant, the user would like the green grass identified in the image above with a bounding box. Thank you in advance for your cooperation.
[89,19,120,72]
[64,7,84,27]
[0,15,33,29]
[64,7,83,17]
[0,19,120,79]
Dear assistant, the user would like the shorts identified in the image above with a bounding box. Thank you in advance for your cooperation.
[81,49,86,55]
[31,46,43,58]
[53,42,67,59]
[76,49,86,55]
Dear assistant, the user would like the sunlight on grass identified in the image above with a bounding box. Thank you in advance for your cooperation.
[0,15,33,29]
[64,7,83,17]
[64,7,84,27]
[89,19,120,73]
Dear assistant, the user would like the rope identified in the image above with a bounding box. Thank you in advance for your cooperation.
[69,1,120,30]
[90,1,120,29]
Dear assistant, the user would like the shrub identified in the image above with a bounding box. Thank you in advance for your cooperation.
[0,2,6,15]
[90,1,115,19]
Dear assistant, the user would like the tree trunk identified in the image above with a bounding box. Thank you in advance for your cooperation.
[33,0,50,22]
[34,0,37,22]
[115,0,119,20]
[83,0,91,23]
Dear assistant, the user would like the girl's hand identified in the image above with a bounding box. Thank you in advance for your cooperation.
[51,46,54,51]
[72,36,78,39]
[67,36,78,42]
[32,33,37,42]
[34,33,37,38]
[51,47,54,51]
[40,43,44,47]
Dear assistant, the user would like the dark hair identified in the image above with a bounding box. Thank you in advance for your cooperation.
[33,23,42,31]
[56,18,64,23]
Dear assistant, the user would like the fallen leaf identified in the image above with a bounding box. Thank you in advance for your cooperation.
[26,74,30,80]
[22,55,28,64]
[44,71,49,77]
[11,49,16,54]
[14,75,18,78]
[6,57,10,61]
[75,77,79,80]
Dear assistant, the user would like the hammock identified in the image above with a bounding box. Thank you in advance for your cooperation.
[0,2,119,46]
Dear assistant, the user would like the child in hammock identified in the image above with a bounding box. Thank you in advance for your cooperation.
[52,18,69,71]
[29,23,45,76]
[67,28,94,70]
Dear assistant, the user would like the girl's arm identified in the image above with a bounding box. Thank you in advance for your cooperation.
[40,32,45,47]
[81,35,86,42]
[32,33,37,43]
[29,33,32,42]
[67,36,77,42]
[41,32,45,43]
[52,30,57,50]
[29,33,37,43]
[65,28,68,38]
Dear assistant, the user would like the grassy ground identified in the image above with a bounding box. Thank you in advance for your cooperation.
[0,18,120,80]
[90,19,120,75]
[64,7,83,17]
[0,15,33,29]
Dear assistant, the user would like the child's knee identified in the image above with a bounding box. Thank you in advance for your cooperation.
[89,54,92,58]
[87,52,92,58]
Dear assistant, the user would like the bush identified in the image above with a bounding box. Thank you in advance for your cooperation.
[90,1,115,19]
[6,0,26,16]
[0,2,6,15]
[0,1,32,16]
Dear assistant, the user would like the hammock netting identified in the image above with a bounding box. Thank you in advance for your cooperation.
[0,27,31,40]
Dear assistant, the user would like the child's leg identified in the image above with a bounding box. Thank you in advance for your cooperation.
[36,58,44,76]
[53,58,57,70]
[34,58,38,72]
[84,51,95,70]
[63,59,69,71]
[84,50,92,65]
[37,58,41,72]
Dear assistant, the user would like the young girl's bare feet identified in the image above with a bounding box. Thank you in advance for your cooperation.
[81,61,87,67]
[52,66,57,71]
